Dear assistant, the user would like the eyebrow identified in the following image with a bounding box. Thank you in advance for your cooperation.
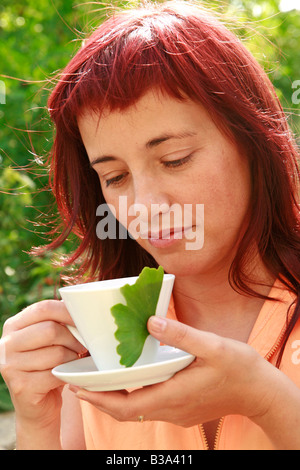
[145,131,197,149]
[89,131,197,167]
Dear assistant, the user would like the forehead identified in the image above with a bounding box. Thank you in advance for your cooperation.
[77,89,215,153]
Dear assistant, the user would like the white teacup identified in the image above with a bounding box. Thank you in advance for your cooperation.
[59,272,175,371]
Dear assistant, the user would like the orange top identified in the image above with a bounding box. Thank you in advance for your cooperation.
[80,281,300,450]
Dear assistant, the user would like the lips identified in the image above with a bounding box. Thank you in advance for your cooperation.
[142,227,186,240]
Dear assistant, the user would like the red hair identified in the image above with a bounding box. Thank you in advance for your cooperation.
[43,1,299,362]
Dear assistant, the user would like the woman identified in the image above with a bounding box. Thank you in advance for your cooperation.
[1,1,300,450]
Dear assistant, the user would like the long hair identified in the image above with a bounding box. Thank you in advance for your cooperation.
[43,1,300,362]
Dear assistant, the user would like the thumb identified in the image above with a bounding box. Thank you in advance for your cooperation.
[147,316,222,360]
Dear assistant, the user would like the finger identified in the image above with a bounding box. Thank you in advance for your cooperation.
[8,321,87,355]
[10,369,66,397]
[147,316,224,359]
[70,380,172,422]
[70,388,147,421]
[4,300,74,333]
[12,345,80,372]
[68,387,127,419]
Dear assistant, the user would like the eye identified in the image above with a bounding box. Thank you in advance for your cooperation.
[163,154,193,168]
[104,173,127,188]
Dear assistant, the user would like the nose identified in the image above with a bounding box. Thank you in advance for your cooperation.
[133,175,170,207]
[130,174,171,230]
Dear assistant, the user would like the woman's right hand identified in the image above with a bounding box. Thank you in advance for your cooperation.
[0,300,86,435]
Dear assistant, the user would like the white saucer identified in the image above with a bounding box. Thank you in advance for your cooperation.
[52,346,195,391]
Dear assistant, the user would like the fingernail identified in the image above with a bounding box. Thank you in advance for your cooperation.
[78,349,89,359]
[68,385,90,402]
[76,391,91,402]
[148,316,167,333]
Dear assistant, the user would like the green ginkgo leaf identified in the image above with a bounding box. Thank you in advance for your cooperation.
[111,266,164,367]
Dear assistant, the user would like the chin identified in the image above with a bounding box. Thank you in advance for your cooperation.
[138,240,209,277]
[151,254,201,278]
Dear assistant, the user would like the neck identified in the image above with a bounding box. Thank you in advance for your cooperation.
[172,262,275,343]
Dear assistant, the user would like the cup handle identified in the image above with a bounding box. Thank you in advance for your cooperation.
[66,325,88,350]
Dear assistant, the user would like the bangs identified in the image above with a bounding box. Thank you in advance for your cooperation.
[48,4,241,134]
[49,11,193,129]
[74,27,186,112]
[48,1,291,149]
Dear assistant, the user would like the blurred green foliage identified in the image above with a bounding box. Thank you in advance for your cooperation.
[0,0,299,410]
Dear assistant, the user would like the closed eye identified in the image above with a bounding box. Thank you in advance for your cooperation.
[104,173,127,188]
[163,154,193,168]
[103,154,193,188]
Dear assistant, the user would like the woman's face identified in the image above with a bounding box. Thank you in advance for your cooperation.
[78,90,251,279]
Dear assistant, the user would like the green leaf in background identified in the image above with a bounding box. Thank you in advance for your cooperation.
[0,378,14,412]
[111,266,164,367]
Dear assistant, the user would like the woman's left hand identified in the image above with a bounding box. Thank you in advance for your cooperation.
[69,316,278,427]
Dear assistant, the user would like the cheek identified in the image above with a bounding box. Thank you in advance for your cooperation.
[187,156,251,229]
[98,189,128,230]
[110,197,145,235]
[210,167,251,230]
